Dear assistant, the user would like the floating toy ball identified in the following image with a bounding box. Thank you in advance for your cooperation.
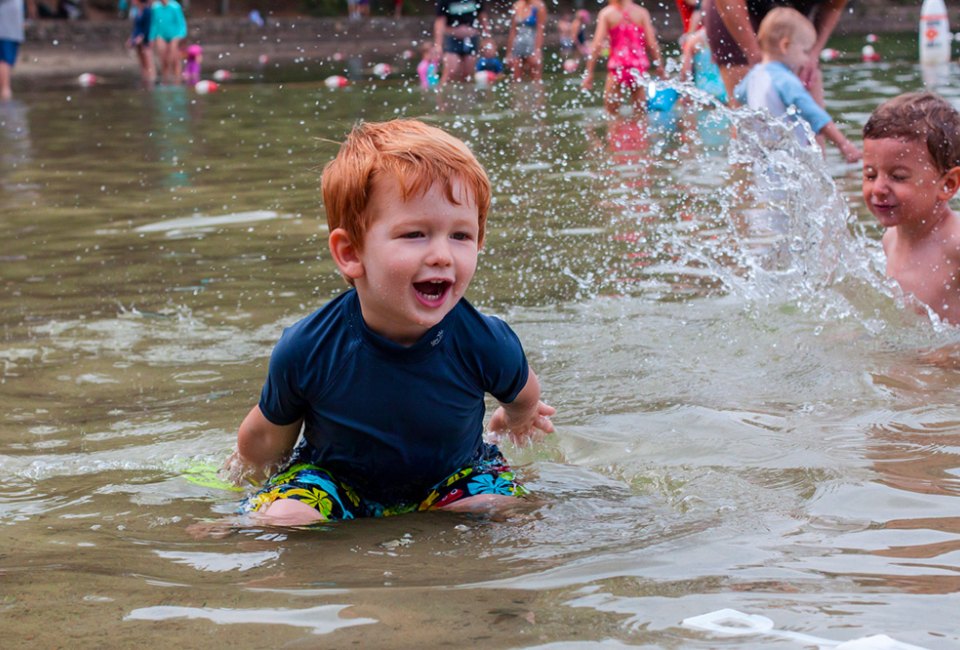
[646,82,679,112]
[258,54,269,65]
[562,58,578,73]
[212,69,231,82]
[324,75,349,89]
[474,70,496,88]
[77,72,98,87]
[194,80,219,94]
[866,33,878,43]
[819,48,840,62]
[861,44,881,63]
[372,63,392,78]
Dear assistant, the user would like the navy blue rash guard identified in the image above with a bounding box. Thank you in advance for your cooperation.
[258,290,529,503]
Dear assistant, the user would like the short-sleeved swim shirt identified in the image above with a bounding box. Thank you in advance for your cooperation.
[258,289,529,504]
[735,60,831,142]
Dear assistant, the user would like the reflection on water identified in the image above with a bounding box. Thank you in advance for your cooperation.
[1,55,959,647]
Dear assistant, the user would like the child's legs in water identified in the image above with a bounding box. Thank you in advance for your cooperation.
[0,62,11,102]
[136,44,155,85]
[602,74,622,115]
[257,498,325,526]
[154,38,181,83]
[153,38,171,81]
[241,443,528,525]
[603,72,647,116]
[168,38,182,81]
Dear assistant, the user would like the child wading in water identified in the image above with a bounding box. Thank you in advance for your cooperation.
[862,92,960,324]
[224,119,555,525]
[734,7,860,162]
[582,0,663,115]
[126,0,155,88]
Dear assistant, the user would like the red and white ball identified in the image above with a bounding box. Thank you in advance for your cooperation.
[77,73,98,87]
[861,45,881,63]
[324,75,349,89]
[194,80,219,94]
[474,70,496,88]
[819,48,840,62]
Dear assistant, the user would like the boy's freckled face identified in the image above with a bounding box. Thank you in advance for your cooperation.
[354,175,480,346]
[862,138,944,231]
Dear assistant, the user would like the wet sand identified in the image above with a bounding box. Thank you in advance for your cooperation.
[15,16,437,80]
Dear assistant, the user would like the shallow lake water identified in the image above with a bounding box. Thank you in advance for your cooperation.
[2,38,959,648]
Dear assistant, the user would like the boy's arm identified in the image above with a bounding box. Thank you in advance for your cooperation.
[779,73,860,161]
[488,367,555,446]
[819,121,862,162]
[223,406,302,485]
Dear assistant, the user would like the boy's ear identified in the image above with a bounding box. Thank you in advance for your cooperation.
[940,167,960,202]
[328,228,365,281]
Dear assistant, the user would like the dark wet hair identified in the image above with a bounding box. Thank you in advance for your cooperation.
[863,92,960,174]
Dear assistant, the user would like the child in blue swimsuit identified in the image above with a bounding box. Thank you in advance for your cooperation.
[149,0,187,84]
[225,120,555,525]
[505,0,546,81]
[126,0,155,88]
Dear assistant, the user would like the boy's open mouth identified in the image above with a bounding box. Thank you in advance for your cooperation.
[413,280,452,303]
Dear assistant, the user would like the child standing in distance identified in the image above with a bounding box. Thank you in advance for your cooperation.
[862,92,960,324]
[475,38,504,83]
[417,41,440,89]
[127,0,155,88]
[734,7,860,162]
[224,120,555,526]
[582,0,664,116]
[149,0,187,84]
[505,0,546,82]
[182,43,202,85]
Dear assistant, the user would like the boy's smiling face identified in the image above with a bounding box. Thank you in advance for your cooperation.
[862,137,949,233]
[336,174,480,346]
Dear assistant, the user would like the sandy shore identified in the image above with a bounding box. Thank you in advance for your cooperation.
[13,3,946,81]
[16,16,437,79]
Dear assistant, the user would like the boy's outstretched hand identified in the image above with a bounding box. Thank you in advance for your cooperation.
[487,367,555,446]
[488,399,556,446]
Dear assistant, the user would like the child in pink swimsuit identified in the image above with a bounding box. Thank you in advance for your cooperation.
[582,0,663,115]
[607,10,650,87]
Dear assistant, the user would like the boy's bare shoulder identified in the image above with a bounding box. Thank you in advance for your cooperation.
[940,211,960,256]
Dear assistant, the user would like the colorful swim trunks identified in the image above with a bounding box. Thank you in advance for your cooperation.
[240,442,528,520]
